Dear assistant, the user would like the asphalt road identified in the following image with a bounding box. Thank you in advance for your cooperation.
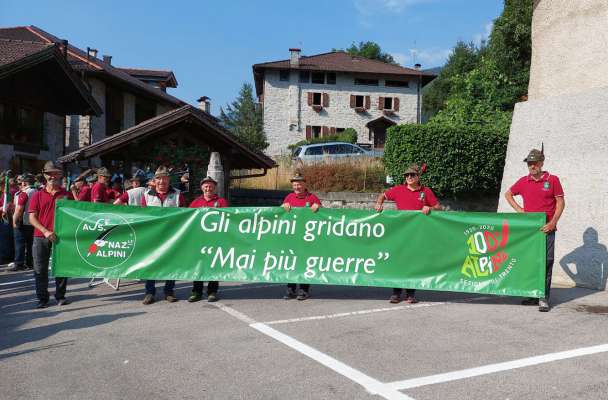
[1,267,608,400]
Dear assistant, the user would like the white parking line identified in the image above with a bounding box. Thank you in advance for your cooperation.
[212,302,415,400]
[0,278,36,286]
[263,302,445,325]
[387,343,608,390]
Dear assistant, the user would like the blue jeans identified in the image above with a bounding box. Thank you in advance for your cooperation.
[0,219,14,263]
[145,280,175,295]
[14,224,34,266]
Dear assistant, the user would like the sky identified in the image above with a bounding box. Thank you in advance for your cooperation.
[1,0,503,116]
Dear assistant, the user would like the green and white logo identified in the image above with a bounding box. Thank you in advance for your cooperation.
[75,213,136,270]
[543,181,550,190]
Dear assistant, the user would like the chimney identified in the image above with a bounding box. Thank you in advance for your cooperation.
[289,48,301,67]
[87,47,98,58]
[102,55,112,65]
[60,40,68,59]
[197,96,211,114]
[414,63,422,70]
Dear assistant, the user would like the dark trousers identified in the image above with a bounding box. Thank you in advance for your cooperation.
[287,283,310,292]
[0,219,14,263]
[392,288,416,297]
[545,231,555,299]
[33,237,67,302]
[192,281,219,294]
[14,224,34,267]
[144,280,175,295]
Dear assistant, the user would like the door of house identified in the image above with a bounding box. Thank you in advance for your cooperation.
[373,127,386,149]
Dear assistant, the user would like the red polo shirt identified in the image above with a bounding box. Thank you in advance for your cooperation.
[17,191,28,206]
[384,184,438,211]
[283,191,321,208]
[509,171,564,222]
[28,187,74,237]
[189,194,229,208]
[91,182,109,203]
[77,184,91,202]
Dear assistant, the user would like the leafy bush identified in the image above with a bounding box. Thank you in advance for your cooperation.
[287,128,358,151]
[383,122,508,196]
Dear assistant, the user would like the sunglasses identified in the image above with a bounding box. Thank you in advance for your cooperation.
[404,173,419,178]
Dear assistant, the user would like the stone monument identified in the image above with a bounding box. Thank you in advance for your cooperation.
[498,0,608,290]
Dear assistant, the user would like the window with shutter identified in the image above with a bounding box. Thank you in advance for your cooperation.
[393,97,400,111]
[306,125,312,140]
[312,92,322,106]
[350,95,356,108]
[307,92,313,106]
[322,93,329,107]
[322,126,330,137]
[365,95,371,110]
[378,96,384,110]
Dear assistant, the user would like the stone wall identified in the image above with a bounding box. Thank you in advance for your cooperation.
[230,188,498,211]
[528,0,608,100]
[262,69,419,156]
[499,0,608,290]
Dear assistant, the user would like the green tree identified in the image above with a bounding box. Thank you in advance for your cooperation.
[486,0,533,106]
[422,41,482,118]
[219,83,268,153]
[334,41,396,64]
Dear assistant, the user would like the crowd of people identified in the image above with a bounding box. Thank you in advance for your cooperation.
[0,147,564,312]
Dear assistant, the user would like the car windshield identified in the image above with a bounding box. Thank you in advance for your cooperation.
[305,146,324,156]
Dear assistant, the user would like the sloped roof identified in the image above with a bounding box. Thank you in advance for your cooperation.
[57,105,276,170]
[0,38,102,115]
[253,51,437,96]
[118,67,178,88]
[0,26,185,107]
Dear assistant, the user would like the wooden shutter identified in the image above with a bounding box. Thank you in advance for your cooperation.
[307,92,313,106]
[306,125,312,140]
[322,126,330,137]
[330,127,336,135]
[393,97,400,111]
[350,95,356,108]
[365,96,370,109]
[378,96,384,110]
[322,93,329,107]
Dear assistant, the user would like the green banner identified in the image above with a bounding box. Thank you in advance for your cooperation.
[51,200,546,298]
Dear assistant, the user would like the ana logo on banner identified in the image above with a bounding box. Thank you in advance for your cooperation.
[460,220,515,281]
[75,213,136,269]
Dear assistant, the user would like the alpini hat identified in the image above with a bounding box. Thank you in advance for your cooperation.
[290,173,306,182]
[200,176,217,185]
[96,167,112,177]
[154,166,170,178]
[523,148,545,162]
[404,164,421,175]
[42,161,62,174]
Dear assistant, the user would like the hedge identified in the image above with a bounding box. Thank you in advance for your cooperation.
[383,122,508,196]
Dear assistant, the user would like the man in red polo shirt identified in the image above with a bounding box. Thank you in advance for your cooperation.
[91,167,111,203]
[188,176,228,303]
[282,173,321,300]
[70,169,92,202]
[141,166,186,305]
[375,163,441,304]
[505,148,565,312]
[28,161,74,308]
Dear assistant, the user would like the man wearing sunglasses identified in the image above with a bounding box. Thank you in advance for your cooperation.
[375,164,441,304]
[505,148,565,312]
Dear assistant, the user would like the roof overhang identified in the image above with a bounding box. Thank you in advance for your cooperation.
[57,105,276,170]
[0,43,102,116]
[366,115,397,128]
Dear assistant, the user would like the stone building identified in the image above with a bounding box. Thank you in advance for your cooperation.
[0,25,184,172]
[253,49,436,155]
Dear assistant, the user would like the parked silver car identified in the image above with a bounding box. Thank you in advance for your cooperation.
[292,142,378,165]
